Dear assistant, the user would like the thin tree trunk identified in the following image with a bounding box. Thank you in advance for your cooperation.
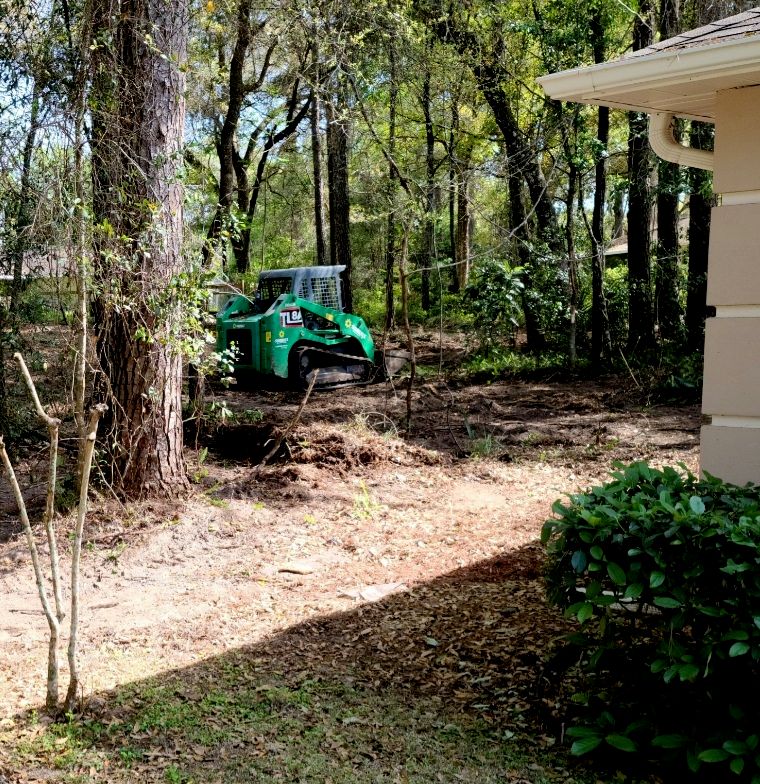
[656,153,682,340]
[384,41,398,331]
[0,435,62,711]
[399,232,416,434]
[566,158,579,366]
[448,100,458,293]
[9,81,41,316]
[455,172,471,289]
[72,3,93,489]
[590,104,612,363]
[509,172,544,350]
[421,51,435,312]
[64,405,106,713]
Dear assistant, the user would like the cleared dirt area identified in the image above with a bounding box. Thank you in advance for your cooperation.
[0,350,700,782]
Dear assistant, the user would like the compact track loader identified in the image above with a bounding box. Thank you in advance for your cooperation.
[216,265,405,388]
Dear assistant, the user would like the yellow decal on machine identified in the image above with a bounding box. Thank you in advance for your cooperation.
[265,331,271,343]
[326,313,334,321]
[279,330,285,338]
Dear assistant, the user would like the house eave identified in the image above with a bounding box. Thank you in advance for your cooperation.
[537,37,760,121]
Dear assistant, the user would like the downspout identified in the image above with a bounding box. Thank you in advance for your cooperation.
[649,112,714,171]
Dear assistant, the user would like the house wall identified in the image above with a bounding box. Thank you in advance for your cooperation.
[701,84,760,484]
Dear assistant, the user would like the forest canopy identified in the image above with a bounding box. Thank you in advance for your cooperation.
[0,0,750,492]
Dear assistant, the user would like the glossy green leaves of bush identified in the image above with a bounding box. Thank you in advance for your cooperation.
[542,461,760,780]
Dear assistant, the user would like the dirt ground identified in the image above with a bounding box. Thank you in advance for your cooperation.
[0,342,701,781]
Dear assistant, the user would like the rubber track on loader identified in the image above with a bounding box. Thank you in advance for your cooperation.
[294,345,380,390]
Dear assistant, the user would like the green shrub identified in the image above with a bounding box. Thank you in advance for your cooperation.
[462,258,524,353]
[542,461,760,780]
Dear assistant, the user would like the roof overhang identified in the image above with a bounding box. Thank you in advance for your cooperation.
[537,37,760,122]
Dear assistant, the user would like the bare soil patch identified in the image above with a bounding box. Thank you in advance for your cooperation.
[0,368,699,781]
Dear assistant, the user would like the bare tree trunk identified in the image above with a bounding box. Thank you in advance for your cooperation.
[2,355,64,712]
[626,0,655,354]
[421,52,435,312]
[509,171,544,351]
[326,74,353,311]
[448,99,458,293]
[399,232,416,434]
[90,0,189,497]
[311,60,327,266]
[589,8,612,365]
[64,405,106,713]
[234,91,311,273]
[566,156,579,366]
[455,172,471,289]
[71,3,93,489]
[655,0,682,341]
[384,41,398,331]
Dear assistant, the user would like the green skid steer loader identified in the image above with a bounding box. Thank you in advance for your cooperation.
[216,265,405,388]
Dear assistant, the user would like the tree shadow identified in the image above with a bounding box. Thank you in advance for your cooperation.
[16,543,589,783]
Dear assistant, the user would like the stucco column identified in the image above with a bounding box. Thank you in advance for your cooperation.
[700,85,760,484]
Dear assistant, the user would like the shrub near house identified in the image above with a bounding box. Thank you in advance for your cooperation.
[542,461,760,780]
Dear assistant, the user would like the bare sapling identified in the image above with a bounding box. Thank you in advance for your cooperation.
[0,353,105,714]
[64,403,106,712]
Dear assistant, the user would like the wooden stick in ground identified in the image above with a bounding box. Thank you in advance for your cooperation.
[258,370,319,469]
[64,403,107,714]
[0,435,61,712]
[14,352,65,623]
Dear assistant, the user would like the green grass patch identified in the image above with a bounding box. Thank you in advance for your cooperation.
[463,348,574,380]
[5,661,598,783]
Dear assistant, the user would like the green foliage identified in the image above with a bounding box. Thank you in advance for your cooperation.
[462,259,524,353]
[463,347,569,379]
[542,461,760,780]
[654,349,703,402]
[602,265,628,349]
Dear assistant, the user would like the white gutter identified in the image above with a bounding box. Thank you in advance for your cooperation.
[648,113,714,171]
[537,36,760,122]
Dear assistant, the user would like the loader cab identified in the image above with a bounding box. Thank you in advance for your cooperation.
[256,265,348,312]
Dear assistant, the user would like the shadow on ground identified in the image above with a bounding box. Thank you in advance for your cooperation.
[8,544,597,784]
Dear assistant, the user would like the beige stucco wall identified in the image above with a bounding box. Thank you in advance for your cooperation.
[713,86,760,194]
[706,204,760,305]
[700,84,760,484]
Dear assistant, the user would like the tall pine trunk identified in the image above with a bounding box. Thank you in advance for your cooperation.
[90,0,189,497]
[655,0,682,341]
[326,74,353,312]
[625,0,655,354]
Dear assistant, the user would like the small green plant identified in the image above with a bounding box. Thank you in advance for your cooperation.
[191,446,209,483]
[469,433,503,459]
[542,461,760,779]
[105,541,127,566]
[352,480,380,520]
[164,764,187,783]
